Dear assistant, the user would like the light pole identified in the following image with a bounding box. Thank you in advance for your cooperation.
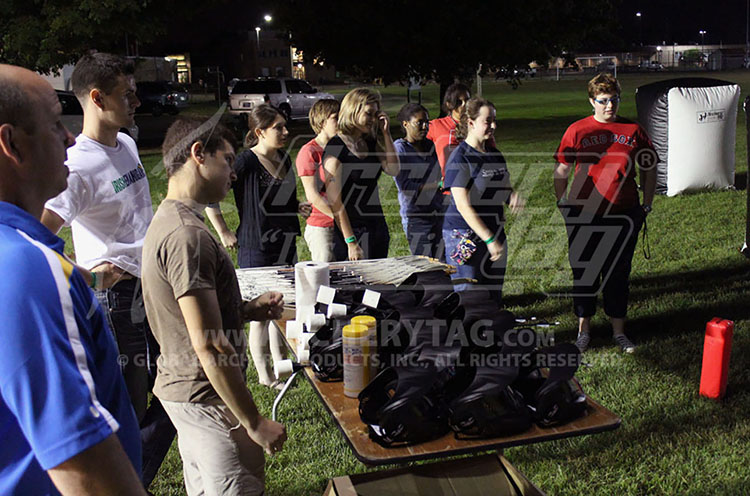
[255,15,273,77]
[636,12,642,46]
[699,30,707,67]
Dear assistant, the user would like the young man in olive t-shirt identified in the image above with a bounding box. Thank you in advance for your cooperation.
[142,117,286,496]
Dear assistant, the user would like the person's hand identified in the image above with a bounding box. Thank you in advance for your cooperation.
[91,262,133,290]
[377,111,391,136]
[298,202,312,218]
[245,416,287,456]
[218,230,238,250]
[488,240,505,262]
[347,242,364,261]
[509,191,525,215]
[244,291,284,321]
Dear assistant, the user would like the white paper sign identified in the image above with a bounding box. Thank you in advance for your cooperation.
[362,289,381,309]
[316,285,336,305]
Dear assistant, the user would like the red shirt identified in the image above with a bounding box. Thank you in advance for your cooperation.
[555,116,655,214]
[295,139,334,227]
[427,115,459,178]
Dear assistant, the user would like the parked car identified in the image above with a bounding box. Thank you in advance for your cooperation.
[639,60,664,71]
[596,61,617,72]
[57,90,139,140]
[135,81,189,116]
[57,90,83,137]
[228,77,335,121]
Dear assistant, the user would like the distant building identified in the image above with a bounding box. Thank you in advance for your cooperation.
[224,28,340,84]
[39,55,187,91]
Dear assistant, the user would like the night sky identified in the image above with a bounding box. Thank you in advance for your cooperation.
[618,0,750,46]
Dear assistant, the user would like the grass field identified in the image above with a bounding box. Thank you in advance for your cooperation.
[70,70,750,495]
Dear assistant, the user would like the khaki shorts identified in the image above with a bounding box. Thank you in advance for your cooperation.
[303,225,336,262]
[162,400,265,496]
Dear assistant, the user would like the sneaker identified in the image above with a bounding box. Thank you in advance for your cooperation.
[575,332,591,353]
[614,334,636,353]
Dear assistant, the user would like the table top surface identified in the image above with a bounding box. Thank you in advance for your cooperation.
[279,315,621,466]
[301,367,620,466]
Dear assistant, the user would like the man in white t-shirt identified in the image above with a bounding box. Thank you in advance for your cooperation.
[41,52,172,489]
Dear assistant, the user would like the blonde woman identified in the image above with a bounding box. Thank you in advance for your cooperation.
[323,88,400,260]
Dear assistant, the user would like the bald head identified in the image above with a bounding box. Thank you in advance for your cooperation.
[0,64,51,132]
[0,64,74,217]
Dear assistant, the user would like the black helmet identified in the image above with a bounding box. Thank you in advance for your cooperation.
[448,348,533,439]
[358,346,467,447]
[309,324,343,382]
[514,343,587,427]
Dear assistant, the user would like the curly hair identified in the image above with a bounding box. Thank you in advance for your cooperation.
[456,97,495,141]
[587,73,621,99]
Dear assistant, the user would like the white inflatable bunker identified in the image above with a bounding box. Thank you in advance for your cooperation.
[635,78,740,196]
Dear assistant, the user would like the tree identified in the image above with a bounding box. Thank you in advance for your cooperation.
[271,0,618,109]
[0,0,266,82]
[0,0,170,73]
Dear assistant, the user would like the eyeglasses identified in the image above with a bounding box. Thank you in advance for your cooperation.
[593,96,620,105]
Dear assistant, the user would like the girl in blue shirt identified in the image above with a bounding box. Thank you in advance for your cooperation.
[442,98,524,303]
[393,103,444,259]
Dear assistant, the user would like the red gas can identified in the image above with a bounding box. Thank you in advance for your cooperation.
[699,318,734,400]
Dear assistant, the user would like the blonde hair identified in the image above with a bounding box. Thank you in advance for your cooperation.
[337,87,381,137]
[309,98,340,134]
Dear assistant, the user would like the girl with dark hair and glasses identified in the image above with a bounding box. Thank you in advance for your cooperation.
[442,97,524,304]
[554,73,657,354]
[393,103,444,259]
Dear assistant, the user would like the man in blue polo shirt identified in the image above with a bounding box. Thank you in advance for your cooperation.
[0,64,145,494]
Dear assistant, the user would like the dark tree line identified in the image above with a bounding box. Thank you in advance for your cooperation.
[270,0,619,105]
[2,0,620,108]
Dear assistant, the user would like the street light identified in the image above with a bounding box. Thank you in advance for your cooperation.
[699,30,707,66]
[264,14,272,22]
[255,26,261,50]
[636,12,642,45]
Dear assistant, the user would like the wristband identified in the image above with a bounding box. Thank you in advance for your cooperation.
[89,271,98,290]
[484,235,495,245]
[345,235,356,244]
